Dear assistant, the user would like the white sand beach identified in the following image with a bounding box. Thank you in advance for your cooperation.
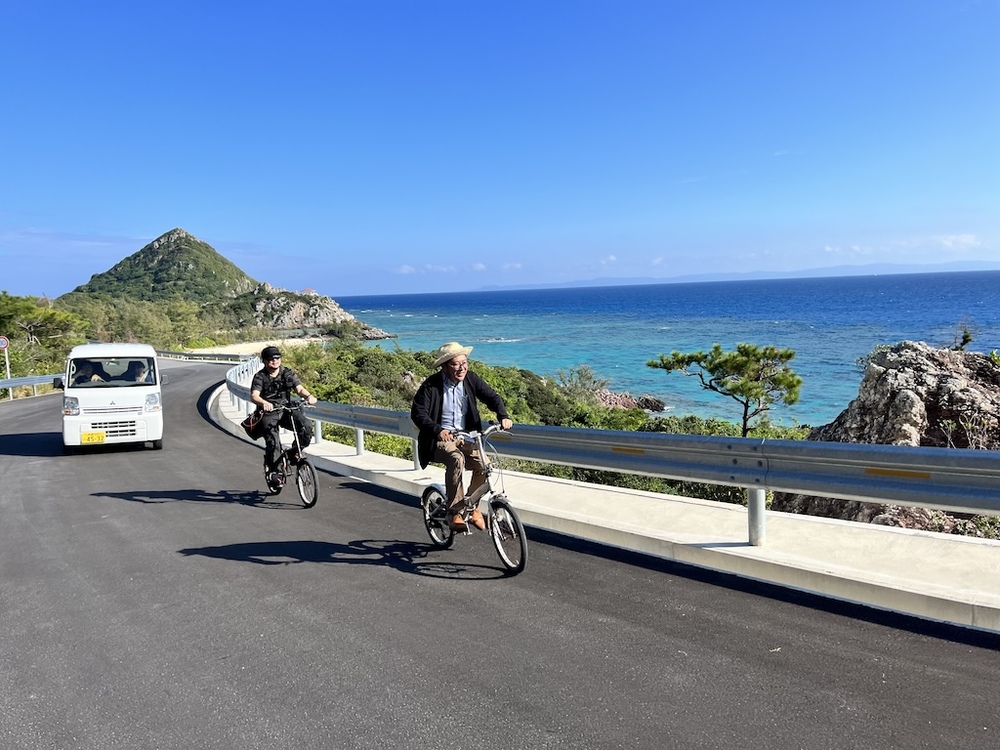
[186,338,329,356]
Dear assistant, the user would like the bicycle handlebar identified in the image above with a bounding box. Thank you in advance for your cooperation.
[271,400,311,412]
[456,422,508,441]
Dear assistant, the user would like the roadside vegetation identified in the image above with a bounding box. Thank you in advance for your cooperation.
[2,289,807,506]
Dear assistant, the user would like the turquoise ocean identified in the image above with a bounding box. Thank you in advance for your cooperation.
[337,271,1000,427]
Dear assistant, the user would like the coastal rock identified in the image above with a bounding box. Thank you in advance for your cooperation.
[243,283,392,339]
[595,389,667,412]
[772,341,1000,535]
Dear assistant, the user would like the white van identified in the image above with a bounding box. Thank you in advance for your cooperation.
[55,343,165,452]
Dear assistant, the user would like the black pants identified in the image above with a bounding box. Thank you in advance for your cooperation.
[261,407,313,471]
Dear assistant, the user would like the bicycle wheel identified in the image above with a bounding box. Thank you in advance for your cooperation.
[422,487,455,549]
[489,497,527,575]
[295,459,318,508]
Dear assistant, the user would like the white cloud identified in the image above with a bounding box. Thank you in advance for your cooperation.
[395,265,416,275]
[501,262,522,270]
[936,233,981,250]
[472,262,487,272]
[650,256,664,266]
[600,254,617,265]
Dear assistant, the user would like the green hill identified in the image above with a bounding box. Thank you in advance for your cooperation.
[68,228,257,302]
[54,228,390,341]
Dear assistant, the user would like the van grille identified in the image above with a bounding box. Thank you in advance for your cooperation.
[90,421,138,437]
[83,405,143,416]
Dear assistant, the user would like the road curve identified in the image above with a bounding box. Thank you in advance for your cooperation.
[1,360,998,750]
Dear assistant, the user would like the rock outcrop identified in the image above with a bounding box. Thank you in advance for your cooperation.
[242,283,391,339]
[772,341,1000,534]
[595,389,667,412]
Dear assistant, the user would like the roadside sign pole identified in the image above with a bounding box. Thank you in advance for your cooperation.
[0,336,10,401]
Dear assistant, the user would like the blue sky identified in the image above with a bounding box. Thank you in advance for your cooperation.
[2,1,997,299]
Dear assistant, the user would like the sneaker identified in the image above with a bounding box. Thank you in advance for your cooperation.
[450,514,468,531]
[468,508,486,530]
[268,472,284,487]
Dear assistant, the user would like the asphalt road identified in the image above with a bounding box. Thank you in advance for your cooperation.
[2,361,999,750]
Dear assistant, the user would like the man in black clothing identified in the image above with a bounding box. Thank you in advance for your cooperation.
[250,346,317,484]
[411,342,513,531]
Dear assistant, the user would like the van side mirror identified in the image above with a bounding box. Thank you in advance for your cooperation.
[53,377,64,389]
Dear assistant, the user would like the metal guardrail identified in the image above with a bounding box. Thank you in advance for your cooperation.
[0,374,58,389]
[225,360,1000,545]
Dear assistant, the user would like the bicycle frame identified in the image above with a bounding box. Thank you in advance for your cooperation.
[262,401,318,507]
[420,422,527,574]
[454,424,506,514]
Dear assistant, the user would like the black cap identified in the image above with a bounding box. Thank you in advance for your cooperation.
[261,346,281,360]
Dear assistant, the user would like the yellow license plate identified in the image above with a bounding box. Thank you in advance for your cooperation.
[81,431,106,444]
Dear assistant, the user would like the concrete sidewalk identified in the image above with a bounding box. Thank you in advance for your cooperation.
[211,386,1000,634]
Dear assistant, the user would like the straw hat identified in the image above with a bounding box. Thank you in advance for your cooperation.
[433,341,473,367]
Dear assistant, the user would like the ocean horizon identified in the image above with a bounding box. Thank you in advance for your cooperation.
[337,270,1000,427]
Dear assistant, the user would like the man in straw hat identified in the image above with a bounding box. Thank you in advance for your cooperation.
[411,342,513,531]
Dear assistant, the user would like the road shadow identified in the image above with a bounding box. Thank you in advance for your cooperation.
[0,431,65,457]
[198,381,241,438]
[91,487,295,507]
[0,431,166,458]
[178,538,510,579]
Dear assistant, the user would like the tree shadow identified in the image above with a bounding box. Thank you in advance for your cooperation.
[178,538,510,579]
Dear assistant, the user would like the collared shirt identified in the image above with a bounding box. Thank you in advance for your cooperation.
[441,373,466,432]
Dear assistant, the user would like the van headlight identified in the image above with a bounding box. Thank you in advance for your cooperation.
[63,396,80,416]
[145,393,162,413]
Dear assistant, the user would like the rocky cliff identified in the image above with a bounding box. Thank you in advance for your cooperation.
[772,341,1000,535]
[239,282,390,339]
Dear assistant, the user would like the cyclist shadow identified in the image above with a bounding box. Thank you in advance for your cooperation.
[178,538,510,579]
[92,488,273,506]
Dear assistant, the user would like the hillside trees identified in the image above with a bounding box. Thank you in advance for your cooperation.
[0,292,87,376]
[647,343,803,437]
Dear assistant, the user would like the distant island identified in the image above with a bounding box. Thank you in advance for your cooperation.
[476,261,1000,292]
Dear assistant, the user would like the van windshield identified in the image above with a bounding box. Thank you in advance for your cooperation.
[68,357,156,388]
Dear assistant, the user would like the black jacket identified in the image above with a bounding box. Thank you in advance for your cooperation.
[410,370,509,469]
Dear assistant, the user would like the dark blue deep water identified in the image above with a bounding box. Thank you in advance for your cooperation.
[338,271,1000,426]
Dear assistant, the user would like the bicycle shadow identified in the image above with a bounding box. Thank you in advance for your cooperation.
[178,538,511,579]
[91,487,292,507]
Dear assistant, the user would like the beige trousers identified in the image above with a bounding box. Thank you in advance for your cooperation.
[434,438,488,511]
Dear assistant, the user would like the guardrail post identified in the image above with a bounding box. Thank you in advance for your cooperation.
[747,487,766,546]
[312,418,323,444]
[355,428,365,456]
[412,438,420,470]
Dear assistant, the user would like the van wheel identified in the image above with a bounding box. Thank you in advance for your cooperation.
[152,439,163,450]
